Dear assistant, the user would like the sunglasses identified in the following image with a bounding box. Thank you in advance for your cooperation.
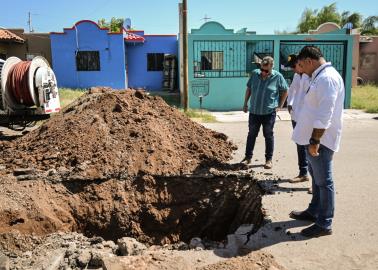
[260,68,270,73]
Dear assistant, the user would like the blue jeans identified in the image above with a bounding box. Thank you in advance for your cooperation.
[305,144,335,230]
[292,121,308,176]
[245,112,276,161]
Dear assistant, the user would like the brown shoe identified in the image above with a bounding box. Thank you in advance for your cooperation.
[240,157,251,165]
[264,160,272,169]
[289,175,310,183]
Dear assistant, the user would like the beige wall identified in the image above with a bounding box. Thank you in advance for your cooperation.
[352,34,360,87]
[0,41,25,60]
[1,29,52,66]
[309,23,340,34]
[359,37,378,84]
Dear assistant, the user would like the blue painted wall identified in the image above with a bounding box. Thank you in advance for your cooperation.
[50,21,126,89]
[126,35,178,91]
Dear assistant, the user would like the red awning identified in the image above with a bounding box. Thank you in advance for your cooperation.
[124,32,145,43]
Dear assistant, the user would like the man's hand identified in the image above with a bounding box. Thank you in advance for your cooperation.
[243,104,248,113]
[275,106,282,112]
[288,105,292,114]
[308,144,320,157]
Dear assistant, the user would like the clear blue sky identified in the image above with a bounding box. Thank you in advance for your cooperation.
[1,0,377,34]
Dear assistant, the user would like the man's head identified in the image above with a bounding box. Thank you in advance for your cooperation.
[297,46,325,76]
[286,54,303,74]
[260,56,274,78]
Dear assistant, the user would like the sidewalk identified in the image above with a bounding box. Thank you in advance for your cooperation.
[210,109,378,123]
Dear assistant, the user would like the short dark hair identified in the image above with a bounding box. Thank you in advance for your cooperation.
[297,46,324,60]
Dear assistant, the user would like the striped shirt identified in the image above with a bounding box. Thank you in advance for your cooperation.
[247,69,288,115]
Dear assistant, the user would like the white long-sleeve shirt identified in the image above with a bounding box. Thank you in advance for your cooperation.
[287,73,310,122]
[292,62,345,152]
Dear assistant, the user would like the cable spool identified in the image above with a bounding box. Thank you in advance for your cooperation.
[6,61,35,106]
[0,56,58,111]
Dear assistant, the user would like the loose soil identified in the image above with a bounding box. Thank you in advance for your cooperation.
[0,89,236,179]
[0,89,280,269]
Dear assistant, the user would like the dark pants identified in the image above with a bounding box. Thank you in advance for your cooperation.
[245,112,276,161]
[292,121,309,176]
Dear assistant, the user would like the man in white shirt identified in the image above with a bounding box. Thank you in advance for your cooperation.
[289,46,345,238]
[286,54,311,185]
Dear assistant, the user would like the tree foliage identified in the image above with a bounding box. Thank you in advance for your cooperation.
[297,3,377,36]
[98,17,124,32]
[340,11,362,29]
[361,16,378,35]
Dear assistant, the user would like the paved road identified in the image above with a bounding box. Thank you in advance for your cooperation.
[204,118,378,270]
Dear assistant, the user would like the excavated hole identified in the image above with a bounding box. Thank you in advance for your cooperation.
[63,173,264,245]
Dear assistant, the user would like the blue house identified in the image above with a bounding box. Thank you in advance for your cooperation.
[126,31,178,90]
[50,20,178,90]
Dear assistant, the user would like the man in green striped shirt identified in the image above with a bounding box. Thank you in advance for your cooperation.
[241,56,288,169]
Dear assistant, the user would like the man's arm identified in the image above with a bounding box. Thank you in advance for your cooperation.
[287,74,300,113]
[277,74,289,111]
[278,91,288,109]
[243,87,251,113]
[308,78,338,156]
[308,129,325,157]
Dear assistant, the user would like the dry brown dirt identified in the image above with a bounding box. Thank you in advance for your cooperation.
[0,89,284,269]
[0,89,236,179]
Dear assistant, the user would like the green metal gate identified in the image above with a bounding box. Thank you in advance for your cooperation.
[279,41,347,85]
[192,40,274,78]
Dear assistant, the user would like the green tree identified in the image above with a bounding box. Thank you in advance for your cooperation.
[361,16,378,35]
[297,3,341,33]
[98,17,125,32]
[316,3,340,25]
[298,8,319,33]
[340,11,362,29]
[297,3,377,36]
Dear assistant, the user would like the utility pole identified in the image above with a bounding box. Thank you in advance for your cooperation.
[27,12,34,32]
[182,0,189,111]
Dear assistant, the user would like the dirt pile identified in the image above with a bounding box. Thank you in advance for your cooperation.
[0,89,272,269]
[0,89,236,179]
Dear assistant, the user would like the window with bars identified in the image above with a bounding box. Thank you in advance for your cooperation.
[147,53,164,71]
[193,40,274,78]
[76,51,100,71]
[200,51,224,70]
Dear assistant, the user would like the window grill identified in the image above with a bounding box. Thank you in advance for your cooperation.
[193,40,274,78]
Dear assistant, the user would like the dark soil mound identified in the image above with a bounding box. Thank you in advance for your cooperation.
[0,89,236,179]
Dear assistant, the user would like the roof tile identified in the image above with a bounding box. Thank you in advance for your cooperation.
[0,29,24,43]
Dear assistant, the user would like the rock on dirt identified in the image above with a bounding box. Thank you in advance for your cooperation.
[117,237,147,256]
[189,237,205,250]
[0,252,9,270]
[77,250,91,267]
